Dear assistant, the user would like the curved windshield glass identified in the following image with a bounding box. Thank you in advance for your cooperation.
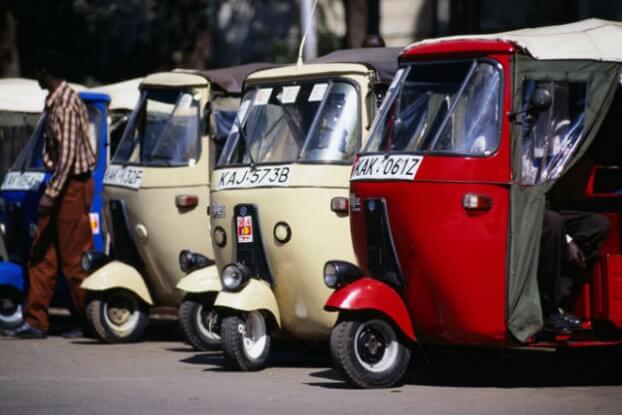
[218,80,359,166]
[364,60,502,156]
[113,89,200,167]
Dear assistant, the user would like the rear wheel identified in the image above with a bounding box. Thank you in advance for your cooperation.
[221,311,271,371]
[330,318,411,388]
[178,296,221,351]
[0,286,23,330]
[86,289,149,343]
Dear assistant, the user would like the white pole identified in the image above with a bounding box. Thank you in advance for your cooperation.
[298,0,318,65]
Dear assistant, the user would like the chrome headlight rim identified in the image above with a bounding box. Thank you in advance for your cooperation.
[323,260,364,289]
[221,262,251,292]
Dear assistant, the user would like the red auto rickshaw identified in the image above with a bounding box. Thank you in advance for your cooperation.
[323,19,622,388]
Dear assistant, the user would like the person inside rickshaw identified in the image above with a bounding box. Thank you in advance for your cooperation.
[521,80,617,335]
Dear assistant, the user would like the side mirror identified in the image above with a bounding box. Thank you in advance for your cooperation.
[530,88,552,112]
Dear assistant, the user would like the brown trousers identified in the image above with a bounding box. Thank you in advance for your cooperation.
[25,176,94,331]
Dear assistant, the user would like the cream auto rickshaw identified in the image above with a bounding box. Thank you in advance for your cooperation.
[80,64,273,343]
[179,48,400,366]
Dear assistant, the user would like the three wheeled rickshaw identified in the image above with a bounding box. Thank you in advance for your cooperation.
[322,19,622,388]
[190,48,400,368]
[81,64,272,343]
[0,79,140,330]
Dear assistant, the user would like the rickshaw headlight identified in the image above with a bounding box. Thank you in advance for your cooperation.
[221,263,251,292]
[323,261,364,289]
[179,250,215,274]
[80,250,111,273]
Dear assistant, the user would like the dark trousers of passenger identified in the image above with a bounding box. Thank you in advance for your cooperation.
[25,176,94,331]
[538,209,610,315]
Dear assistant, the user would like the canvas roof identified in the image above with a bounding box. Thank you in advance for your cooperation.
[90,78,142,111]
[180,63,278,94]
[0,78,87,114]
[308,47,401,84]
[409,19,622,62]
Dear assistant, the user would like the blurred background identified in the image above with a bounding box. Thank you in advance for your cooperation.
[1,0,622,179]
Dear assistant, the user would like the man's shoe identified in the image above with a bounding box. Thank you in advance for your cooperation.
[558,308,584,330]
[5,322,47,339]
[543,311,572,335]
[61,328,83,339]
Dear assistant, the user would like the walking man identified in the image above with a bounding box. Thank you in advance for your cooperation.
[8,50,95,338]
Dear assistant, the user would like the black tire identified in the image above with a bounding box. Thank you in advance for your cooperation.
[85,289,149,343]
[221,311,271,371]
[178,296,221,351]
[330,318,411,388]
[0,286,24,330]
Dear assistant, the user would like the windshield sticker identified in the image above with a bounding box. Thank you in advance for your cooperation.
[308,83,328,102]
[254,88,273,106]
[215,166,291,190]
[103,165,145,189]
[280,86,301,104]
[237,215,253,243]
[0,171,46,191]
[89,213,100,235]
[351,155,423,181]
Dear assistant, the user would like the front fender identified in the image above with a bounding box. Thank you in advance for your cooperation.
[0,261,25,291]
[81,260,153,305]
[325,277,415,341]
[215,279,281,328]
[176,264,221,294]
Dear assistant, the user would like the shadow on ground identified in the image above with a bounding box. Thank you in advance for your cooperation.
[306,345,622,390]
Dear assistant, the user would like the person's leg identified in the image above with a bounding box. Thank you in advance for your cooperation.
[56,177,93,324]
[24,213,59,332]
[538,210,566,315]
[560,210,610,263]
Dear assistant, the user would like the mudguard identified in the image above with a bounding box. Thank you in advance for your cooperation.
[0,261,25,291]
[80,260,153,305]
[176,264,221,294]
[214,278,281,327]
[325,277,416,341]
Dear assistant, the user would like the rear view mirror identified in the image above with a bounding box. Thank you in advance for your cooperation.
[530,88,552,113]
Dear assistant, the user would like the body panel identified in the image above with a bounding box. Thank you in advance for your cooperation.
[215,279,281,326]
[176,264,221,293]
[80,260,153,304]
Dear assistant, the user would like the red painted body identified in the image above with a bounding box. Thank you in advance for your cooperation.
[327,39,622,350]
[325,277,416,341]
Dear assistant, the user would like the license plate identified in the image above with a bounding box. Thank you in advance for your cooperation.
[215,166,291,190]
[103,165,144,190]
[1,171,46,191]
[351,155,422,181]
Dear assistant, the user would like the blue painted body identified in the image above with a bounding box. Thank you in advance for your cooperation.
[0,92,110,300]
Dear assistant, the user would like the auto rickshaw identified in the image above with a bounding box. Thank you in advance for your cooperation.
[322,18,622,388]
[0,79,138,329]
[81,64,273,343]
[198,48,399,368]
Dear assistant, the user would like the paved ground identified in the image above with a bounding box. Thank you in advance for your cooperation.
[1,317,622,415]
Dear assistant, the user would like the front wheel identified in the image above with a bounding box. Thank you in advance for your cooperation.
[330,318,411,388]
[86,289,149,343]
[221,311,271,371]
[0,286,24,330]
[178,296,221,351]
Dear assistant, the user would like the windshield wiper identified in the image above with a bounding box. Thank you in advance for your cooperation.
[234,116,256,170]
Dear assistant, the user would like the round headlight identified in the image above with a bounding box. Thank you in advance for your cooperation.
[81,252,93,273]
[323,262,339,288]
[179,250,194,274]
[221,264,248,291]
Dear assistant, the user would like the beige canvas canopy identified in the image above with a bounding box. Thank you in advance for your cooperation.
[90,78,142,111]
[410,18,622,62]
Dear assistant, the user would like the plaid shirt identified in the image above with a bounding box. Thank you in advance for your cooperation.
[43,81,96,199]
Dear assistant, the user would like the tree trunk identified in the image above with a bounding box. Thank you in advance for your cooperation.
[0,4,20,77]
[344,0,368,48]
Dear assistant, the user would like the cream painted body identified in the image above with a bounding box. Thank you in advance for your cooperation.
[212,65,371,341]
[82,74,216,308]
[81,260,153,304]
[175,264,221,293]
[214,279,281,326]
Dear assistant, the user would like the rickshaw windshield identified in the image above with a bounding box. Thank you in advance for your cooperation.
[11,106,101,172]
[217,80,359,166]
[113,89,200,167]
[364,60,502,156]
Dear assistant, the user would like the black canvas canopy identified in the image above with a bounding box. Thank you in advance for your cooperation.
[190,63,278,95]
[309,47,402,85]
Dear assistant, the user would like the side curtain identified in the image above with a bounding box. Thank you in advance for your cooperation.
[507,56,620,342]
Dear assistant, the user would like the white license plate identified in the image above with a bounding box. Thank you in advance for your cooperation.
[1,171,46,191]
[215,166,291,190]
[351,155,422,181]
[103,165,144,189]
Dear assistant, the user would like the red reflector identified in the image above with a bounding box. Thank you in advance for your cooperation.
[176,194,199,208]
[462,193,493,211]
[331,197,349,213]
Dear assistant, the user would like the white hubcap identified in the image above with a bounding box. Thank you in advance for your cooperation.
[240,311,267,360]
[196,305,220,341]
[103,291,140,335]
